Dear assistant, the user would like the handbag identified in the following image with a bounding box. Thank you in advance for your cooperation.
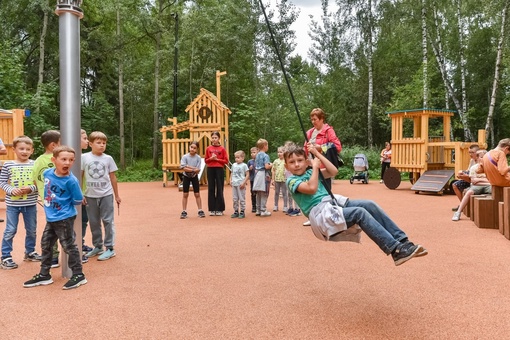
[324,144,344,168]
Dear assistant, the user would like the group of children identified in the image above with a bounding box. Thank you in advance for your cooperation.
[180,137,301,220]
[0,129,120,290]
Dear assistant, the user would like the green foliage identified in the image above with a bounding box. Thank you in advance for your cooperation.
[116,159,162,182]
[336,145,383,180]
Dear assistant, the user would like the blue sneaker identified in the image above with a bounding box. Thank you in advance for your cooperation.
[86,247,104,258]
[98,249,116,261]
[51,258,60,268]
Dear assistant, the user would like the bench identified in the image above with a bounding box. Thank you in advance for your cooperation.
[473,186,504,229]
[497,187,510,239]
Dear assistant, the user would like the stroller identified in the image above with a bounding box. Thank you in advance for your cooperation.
[349,154,369,184]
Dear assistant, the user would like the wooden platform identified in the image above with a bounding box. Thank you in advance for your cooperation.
[411,170,454,194]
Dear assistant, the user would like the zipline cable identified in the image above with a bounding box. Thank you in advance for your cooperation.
[258,0,337,203]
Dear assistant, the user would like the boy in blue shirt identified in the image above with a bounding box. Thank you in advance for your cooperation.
[285,143,428,266]
[24,146,87,289]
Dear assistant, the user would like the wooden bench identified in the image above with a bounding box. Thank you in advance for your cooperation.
[497,187,510,239]
[463,193,489,219]
[473,186,504,229]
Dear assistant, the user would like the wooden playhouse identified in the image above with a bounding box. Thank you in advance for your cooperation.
[383,108,487,193]
[0,108,26,200]
[160,88,232,187]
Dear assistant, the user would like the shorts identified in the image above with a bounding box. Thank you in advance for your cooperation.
[453,180,471,193]
[470,185,491,195]
[182,175,200,193]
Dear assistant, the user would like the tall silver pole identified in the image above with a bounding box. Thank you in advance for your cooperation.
[55,0,84,278]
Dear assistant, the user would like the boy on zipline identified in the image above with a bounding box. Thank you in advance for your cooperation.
[285,143,428,266]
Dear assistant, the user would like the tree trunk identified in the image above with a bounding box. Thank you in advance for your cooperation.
[35,1,49,114]
[117,3,125,170]
[366,0,374,147]
[422,0,428,108]
[456,0,470,140]
[486,0,510,145]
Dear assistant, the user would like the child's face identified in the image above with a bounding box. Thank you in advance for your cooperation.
[81,132,89,150]
[277,150,284,159]
[90,138,107,154]
[52,151,75,176]
[189,144,197,155]
[284,153,307,175]
[250,150,257,159]
[13,142,34,161]
[235,154,244,164]
[211,135,220,145]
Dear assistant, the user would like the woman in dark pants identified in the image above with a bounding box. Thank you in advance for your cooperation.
[204,131,229,216]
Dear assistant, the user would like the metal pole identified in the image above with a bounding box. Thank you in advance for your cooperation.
[55,0,84,278]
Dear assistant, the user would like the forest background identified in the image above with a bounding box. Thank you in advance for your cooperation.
[1,0,510,181]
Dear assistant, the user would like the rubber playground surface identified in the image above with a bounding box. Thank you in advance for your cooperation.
[1,179,510,339]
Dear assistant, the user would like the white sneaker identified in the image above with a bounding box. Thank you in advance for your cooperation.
[452,211,461,221]
[260,211,271,217]
[303,220,311,226]
[380,180,384,184]
[273,206,278,212]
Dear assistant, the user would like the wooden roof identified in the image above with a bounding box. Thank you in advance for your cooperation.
[386,108,455,118]
[185,88,232,114]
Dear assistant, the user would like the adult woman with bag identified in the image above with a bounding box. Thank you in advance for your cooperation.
[380,142,392,184]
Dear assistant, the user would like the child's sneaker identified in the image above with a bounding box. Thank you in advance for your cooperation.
[198,210,205,218]
[82,254,89,263]
[392,242,424,266]
[251,207,256,213]
[283,207,288,213]
[231,212,239,218]
[24,251,42,262]
[303,220,311,226]
[403,241,428,257]
[82,244,93,253]
[452,211,461,221]
[215,211,224,216]
[63,274,87,290]
[209,211,216,216]
[288,209,301,217]
[86,247,104,258]
[260,211,271,217]
[1,257,18,270]
[51,258,60,268]
[23,273,53,288]
[255,211,261,216]
[98,248,116,261]
[180,210,188,219]
[273,206,278,212]
[239,212,245,219]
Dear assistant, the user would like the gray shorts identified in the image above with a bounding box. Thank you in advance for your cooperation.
[470,185,491,195]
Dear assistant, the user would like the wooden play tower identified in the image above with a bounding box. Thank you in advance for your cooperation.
[383,108,487,193]
[160,71,231,187]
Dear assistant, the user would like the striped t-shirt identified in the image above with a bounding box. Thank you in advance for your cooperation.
[0,160,38,206]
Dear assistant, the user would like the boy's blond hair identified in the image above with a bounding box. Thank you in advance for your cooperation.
[234,150,245,159]
[53,145,76,158]
[13,136,34,147]
[89,131,108,143]
[256,139,268,150]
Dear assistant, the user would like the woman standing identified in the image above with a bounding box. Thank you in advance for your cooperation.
[204,131,229,216]
[380,142,392,183]
[305,108,342,190]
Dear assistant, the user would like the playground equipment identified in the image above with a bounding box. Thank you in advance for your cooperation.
[383,108,487,194]
[160,72,231,187]
[0,109,26,201]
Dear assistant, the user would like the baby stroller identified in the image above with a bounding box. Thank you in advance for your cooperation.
[349,154,369,184]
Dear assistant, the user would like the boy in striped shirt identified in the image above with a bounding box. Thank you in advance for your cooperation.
[0,136,40,269]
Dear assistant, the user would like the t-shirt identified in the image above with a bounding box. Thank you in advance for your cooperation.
[247,159,255,181]
[42,168,83,222]
[33,153,54,200]
[272,158,285,182]
[479,149,510,186]
[180,153,202,178]
[255,152,270,170]
[0,160,38,206]
[81,152,118,198]
[231,162,249,186]
[287,169,329,217]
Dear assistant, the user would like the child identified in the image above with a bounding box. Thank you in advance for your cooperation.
[478,138,510,186]
[247,147,258,213]
[230,150,249,218]
[23,146,87,289]
[272,146,287,212]
[179,141,205,219]
[285,143,428,266]
[282,141,300,218]
[82,131,121,261]
[452,149,491,221]
[204,131,229,216]
[80,129,93,253]
[33,130,63,268]
[252,139,272,217]
[0,136,40,269]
